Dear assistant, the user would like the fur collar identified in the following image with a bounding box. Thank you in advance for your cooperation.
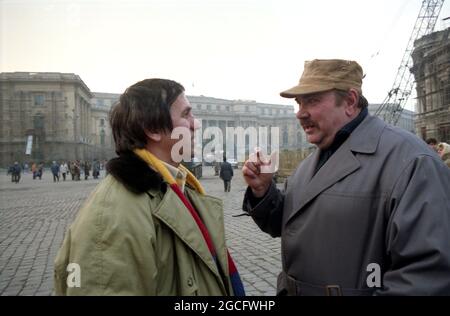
[106,152,165,194]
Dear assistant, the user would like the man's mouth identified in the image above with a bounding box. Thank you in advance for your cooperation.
[302,122,315,133]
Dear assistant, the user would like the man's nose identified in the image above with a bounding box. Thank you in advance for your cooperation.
[192,118,201,131]
[296,108,308,119]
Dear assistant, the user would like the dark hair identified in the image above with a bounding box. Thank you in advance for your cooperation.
[109,79,184,155]
[334,89,368,109]
[426,138,438,145]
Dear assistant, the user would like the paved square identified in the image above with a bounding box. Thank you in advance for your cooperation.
[0,166,281,296]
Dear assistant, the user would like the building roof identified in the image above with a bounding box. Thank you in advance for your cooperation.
[0,71,93,97]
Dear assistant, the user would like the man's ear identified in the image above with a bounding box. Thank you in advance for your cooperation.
[145,130,162,142]
[345,89,359,117]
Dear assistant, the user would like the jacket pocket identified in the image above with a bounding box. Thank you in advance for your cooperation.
[185,275,199,295]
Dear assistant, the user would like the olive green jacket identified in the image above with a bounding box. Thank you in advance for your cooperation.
[54,154,236,295]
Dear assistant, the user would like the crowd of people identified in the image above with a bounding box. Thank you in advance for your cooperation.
[7,159,106,183]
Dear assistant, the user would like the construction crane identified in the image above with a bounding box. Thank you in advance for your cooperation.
[375,0,445,125]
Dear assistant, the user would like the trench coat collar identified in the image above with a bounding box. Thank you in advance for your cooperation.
[348,115,386,154]
[288,115,385,223]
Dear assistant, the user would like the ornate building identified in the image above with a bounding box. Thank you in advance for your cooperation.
[90,92,119,159]
[0,72,94,166]
[411,27,450,143]
[188,96,305,159]
[0,72,303,166]
[368,104,416,134]
[2,71,426,167]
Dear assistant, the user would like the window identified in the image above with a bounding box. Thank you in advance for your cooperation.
[33,114,45,129]
[283,128,289,145]
[34,94,44,106]
[438,124,450,143]
[421,90,427,113]
[100,119,105,127]
[444,85,450,107]
[421,126,427,140]
[100,130,106,145]
[207,104,211,110]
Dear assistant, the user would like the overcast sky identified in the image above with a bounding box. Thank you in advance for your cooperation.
[1,0,449,111]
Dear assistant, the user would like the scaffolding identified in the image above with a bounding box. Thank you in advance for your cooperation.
[375,0,445,125]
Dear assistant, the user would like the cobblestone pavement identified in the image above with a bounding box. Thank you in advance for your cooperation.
[0,166,281,296]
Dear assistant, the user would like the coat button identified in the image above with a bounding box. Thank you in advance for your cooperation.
[187,277,194,287]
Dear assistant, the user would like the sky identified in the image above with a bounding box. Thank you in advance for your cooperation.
[1,0,449,111]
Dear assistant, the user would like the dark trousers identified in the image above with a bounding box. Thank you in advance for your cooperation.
[12,174,20,183]
[62,173,66,181]
[53,173,59,182]
[223,180,231,192]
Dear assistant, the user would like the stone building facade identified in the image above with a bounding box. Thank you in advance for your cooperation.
[0,72,303,166]
[2,71,424,167]
[411,27,450,143]
[188,96,304,160]
[368,104,416,134]
[90,92,119,159]
[0,72,94,166]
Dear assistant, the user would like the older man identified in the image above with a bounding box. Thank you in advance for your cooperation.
[55,79,244,296]
[242,59,450,295]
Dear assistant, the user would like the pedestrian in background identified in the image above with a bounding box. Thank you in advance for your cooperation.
[426,138,439,152]
[11,162,21,183]
[220,156,234,192]
[31,162,37,179]
[73,160,81,181]
[51,161,60,182]
[83,160,90,180]
[437,142,450,167]
[37,162,43,180]
[92,159,100,179]
[60,161,68,181]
